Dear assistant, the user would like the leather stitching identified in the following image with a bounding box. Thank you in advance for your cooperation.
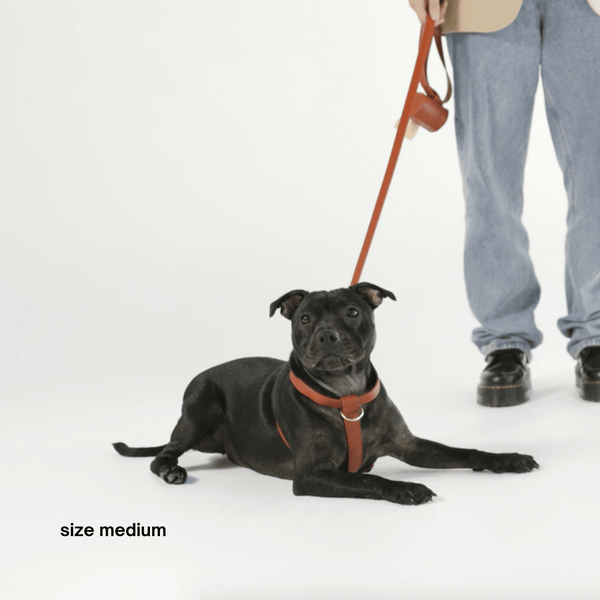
[478,383,525,389]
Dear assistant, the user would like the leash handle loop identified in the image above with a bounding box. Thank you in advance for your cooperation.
[420,23,452,104]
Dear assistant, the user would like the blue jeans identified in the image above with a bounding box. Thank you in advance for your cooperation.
[445,0,600,359]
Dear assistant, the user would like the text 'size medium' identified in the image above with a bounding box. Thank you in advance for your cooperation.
[60,523,166,537]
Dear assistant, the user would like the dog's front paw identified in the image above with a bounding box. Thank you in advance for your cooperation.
[160,465,188,484]
[476,452,539,474]
[385,481,436,505]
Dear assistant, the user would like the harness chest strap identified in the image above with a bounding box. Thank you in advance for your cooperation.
[277,371,381,473]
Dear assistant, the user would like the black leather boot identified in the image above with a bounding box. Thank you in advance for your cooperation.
[477,349,531,407]
[576,346,600,401]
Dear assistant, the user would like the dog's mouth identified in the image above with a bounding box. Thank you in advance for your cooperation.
[306,353,357,371]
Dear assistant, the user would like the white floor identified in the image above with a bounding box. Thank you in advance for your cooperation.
[4,351,600,600]
[3,2,600,598]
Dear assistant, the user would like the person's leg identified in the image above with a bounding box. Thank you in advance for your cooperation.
[540,0,600,355]
[445,0,543,362]
[539,0,600,399]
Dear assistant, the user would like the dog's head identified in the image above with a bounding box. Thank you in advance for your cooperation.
[269,283,396,372]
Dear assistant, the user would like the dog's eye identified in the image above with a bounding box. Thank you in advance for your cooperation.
[300,314,311,324]
[347,308,359,318]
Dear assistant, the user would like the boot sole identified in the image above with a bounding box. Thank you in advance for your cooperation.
[576,369,600,402]
[477,371,531,407]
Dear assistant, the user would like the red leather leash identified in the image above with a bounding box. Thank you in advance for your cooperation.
[278,371,381,473]
[351,17,451,285]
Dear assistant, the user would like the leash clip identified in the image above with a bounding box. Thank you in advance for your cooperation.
[341,406,364,422]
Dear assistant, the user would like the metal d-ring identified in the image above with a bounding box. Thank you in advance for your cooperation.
[341,406,364,422]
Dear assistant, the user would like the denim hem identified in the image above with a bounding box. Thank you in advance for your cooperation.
[568,337,600,359]
[481,341,532,361]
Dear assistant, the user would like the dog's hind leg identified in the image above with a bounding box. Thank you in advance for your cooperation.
[151,380,226,484]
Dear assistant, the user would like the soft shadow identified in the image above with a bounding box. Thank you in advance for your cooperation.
[186,455,239,472]
[530,384,577,402]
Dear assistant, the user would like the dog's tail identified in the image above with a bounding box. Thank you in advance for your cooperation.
[112,442,167,457]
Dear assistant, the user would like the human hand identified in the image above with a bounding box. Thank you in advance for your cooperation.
[408,0,448,26]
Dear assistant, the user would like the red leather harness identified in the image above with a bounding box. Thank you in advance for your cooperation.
[277,371,381,473]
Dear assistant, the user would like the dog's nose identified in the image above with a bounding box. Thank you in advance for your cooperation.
[317,330,340,344]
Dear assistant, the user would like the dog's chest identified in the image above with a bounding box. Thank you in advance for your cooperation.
[308,394,390,456]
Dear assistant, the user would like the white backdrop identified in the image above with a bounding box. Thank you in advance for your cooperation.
[3,2,599,599]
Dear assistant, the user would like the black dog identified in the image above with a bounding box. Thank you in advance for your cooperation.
[114,283,538,505]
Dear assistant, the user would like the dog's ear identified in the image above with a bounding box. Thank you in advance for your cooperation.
[350,282,396,309]
[269,290,307,319]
